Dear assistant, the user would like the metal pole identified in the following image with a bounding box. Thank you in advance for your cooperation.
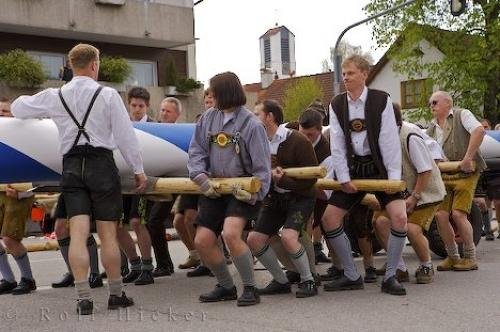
[333,0,417,97]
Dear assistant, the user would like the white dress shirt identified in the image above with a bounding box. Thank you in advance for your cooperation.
[432,108,482,146]
[404,121,444,160]
[407,134,434,173]
[11,76,144,174]
[329,86,401,183]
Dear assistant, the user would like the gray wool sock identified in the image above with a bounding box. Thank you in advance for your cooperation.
[289,246,314,282]
[75,280,91,300]
[300,234,317,275]
[14,252,33,280]
[108,278,123,297]
[445,244,460,261]
[58,237,72,274]
[325,226,360,281]
[208,260,234,290]
[385,229,407,281]
[254,244,288,284]
[0,249,15,283]
[232,249,255,287]
[87,235,100,275]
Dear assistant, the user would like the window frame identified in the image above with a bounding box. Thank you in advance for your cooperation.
[27,51,66,80]
[125,59,158,87]
[400,79,429,109]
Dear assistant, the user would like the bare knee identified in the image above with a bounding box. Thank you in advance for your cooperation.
[194,232,214,252]
[222,228,241,248]
[280,230,298,251]
[451,209,467,223]
[246,231,267,251]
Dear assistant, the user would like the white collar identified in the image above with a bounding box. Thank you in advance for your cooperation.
[347,86,368,103]
[271,124,289,142]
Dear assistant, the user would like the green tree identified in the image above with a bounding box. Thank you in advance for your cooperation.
[282,77,324,122]
[0,49,46,88]
[365,0,499,123]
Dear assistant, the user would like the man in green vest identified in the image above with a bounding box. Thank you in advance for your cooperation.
[427,91,486,271]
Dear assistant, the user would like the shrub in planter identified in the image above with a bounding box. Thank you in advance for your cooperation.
[98,56,131,83]
[0,49,46,88]
[175,77,202,93]
[165,57,178,86]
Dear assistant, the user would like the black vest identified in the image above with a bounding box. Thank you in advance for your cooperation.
[330,89,389,178]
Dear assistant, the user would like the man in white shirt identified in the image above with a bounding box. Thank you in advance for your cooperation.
[322,55,408,296]
[11,44,147,315]
[426,91,486,271]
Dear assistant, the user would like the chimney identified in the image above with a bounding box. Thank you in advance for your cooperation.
[261,68,274,89]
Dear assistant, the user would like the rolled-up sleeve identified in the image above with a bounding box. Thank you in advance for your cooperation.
[329,105,350,183]
[108,90,144,174]
[246,122,271,201]
[11,89,55,119]
[379,97,401,180]
[187,114,210,180]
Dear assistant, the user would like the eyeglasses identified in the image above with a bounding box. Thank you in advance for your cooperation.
[428,100,438,107]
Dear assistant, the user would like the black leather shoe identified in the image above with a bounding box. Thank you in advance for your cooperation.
[364,266,378,283]
[296,280,318,298]
[199,284,237,302]
[314,243,331,264]
[134,270,154,285]
[313,273,322,286]
[11,277,36,295]
[77,299,93,315]
[52,273,74,288]
[108,291,134,310]
[285,270,301,284]
[122,270,141,283]
[320,266,343,281]
[257,280,291,295]
[89,273,103,288]
[0,279,17,295]
[152,266,172,278]
[381,276,406,296]
[187,265,213,278]
[237,286,260,306]
[485,233,495,241]
[323,275,364,291]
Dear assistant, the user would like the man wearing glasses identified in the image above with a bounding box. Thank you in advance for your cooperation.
[427,91,486,271]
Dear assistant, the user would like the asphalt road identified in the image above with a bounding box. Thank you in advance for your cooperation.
[1,229,500,332]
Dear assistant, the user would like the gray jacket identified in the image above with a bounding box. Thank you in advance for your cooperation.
[188,106,271,201]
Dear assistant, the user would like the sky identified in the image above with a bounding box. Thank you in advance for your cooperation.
[193,0,388,85]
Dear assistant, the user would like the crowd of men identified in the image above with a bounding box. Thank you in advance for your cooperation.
[0,44,499,316]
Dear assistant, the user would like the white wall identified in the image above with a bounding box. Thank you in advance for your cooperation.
[368,39,445,107]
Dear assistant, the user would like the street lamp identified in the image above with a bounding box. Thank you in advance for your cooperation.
[332,0,418,97]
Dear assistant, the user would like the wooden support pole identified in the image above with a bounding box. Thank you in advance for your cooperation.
[438,161,476,174]
[283,166,327,179]
[316,179,406,192]
[152,177,261,194]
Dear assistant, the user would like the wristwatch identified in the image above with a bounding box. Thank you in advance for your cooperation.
[411,191,422,200]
